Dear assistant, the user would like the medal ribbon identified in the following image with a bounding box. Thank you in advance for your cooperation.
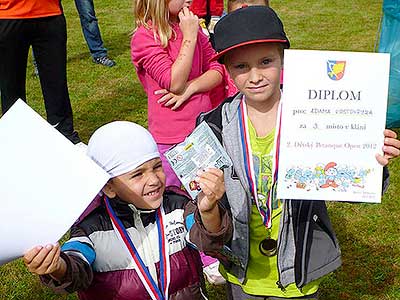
[238,97,282,229]
[104,196,170,300]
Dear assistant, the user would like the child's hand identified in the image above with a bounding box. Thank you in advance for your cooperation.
[23,244,66,280]
[155,85,193,110]
[375,129,400,166]
[196,168,225,213]
[178,7,199,40]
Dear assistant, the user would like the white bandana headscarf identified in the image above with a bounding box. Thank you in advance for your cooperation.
[87,121,160,178]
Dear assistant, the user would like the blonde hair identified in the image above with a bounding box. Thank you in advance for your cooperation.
[227,0,269,13]
[134,0,173,47]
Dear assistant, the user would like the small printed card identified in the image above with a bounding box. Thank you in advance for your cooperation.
[165,121,232,199]
[276,50,390,203]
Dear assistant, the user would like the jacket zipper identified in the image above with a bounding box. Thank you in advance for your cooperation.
[297,201,314,288]
[275,200,287,292]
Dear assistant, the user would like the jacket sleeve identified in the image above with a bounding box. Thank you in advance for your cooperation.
[184,197,233,253]
[39,225,95,293]
[130,27,173,90]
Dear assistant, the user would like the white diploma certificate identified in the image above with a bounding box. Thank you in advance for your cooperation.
[0,100,110,266]
[276,50,390,203]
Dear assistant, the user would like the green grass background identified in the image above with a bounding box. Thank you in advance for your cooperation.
[1,1,399,299]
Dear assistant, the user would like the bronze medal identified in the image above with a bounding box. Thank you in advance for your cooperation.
[259,238,277,257]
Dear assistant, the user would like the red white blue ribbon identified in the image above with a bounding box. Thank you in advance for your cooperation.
[104,196,170,300]
[238,97,282,229]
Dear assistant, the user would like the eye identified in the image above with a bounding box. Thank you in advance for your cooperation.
[233,63,246,70]
[154,162,163,170]
[261,58,272,65]
[130,172,142,179]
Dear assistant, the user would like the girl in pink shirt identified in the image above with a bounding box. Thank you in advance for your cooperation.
[131,0,223,188]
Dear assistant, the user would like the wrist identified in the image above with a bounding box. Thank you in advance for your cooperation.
[199,202,219,214]
[49,257,67,282]
[182,34,197,44]
[185,81,196,96]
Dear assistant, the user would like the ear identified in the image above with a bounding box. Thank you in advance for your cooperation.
[102,181,117,198]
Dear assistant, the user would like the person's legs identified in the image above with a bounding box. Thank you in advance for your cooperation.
[0,19,30,113]
[73,0,107,59]
[32,15,80,144]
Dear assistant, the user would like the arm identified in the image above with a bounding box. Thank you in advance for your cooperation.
[376,129,399,194]
[375,129,400,166]
[156,69,223,110]
[24,244,67,282]
[196,168,225,232]
[23,226,95,293]
[169,7,199,93]
[155,29,224,110]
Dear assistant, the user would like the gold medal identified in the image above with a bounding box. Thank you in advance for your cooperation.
[259,238,277,257]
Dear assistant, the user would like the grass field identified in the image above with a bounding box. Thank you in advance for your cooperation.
[1,1,399,299]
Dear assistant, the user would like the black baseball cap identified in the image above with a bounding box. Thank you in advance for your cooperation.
[211,6,290,62]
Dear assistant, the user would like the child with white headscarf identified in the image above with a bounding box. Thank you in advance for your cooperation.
[23,121,229,300]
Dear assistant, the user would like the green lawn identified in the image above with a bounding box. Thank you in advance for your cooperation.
[1,1,399,299]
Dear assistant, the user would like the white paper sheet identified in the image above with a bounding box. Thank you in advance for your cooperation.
[0,100,110,266]
[276,50,390,203]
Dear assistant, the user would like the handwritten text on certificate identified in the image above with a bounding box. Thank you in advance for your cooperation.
[276,50,390,203]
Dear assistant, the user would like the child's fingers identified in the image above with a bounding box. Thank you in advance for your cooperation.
[375,153,389,166]
[154,89,168,95]
[384,136,400,151]
[197,168,224,184]
[33,244,59,274]
[203,167,223,178]
[26,245,55,271]
[157,93,173,104]
[384,129,397,139]
[196,168,225,197]
[181,6,189,15]
[46,244,61,273]
[171,99,184,110]
[23,246,43,265]
[164,98,177,107]
[383,144,400,159]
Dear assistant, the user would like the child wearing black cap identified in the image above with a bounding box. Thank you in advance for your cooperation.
[189,6,400,300]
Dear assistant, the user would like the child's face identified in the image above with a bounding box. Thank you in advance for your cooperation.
[225,43,282,106]
[169,0,188,18]
[104,158,166,210]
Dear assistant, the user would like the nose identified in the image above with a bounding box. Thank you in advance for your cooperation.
[248,67,262,84]
[147,171,160,186]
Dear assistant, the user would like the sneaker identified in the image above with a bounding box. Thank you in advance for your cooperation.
[203,261,226,285]
[93,56,116,67]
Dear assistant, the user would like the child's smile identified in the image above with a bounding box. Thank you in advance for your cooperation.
[104,158,166,210]
[143,187,162,200]
[226,43,282,107]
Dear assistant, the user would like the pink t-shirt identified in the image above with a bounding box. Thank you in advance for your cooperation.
[131,24,224,144]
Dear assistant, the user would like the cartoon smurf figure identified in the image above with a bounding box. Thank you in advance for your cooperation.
[320,162,339,188]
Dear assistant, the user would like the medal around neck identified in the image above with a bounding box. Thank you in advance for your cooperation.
[259,238,277,256]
